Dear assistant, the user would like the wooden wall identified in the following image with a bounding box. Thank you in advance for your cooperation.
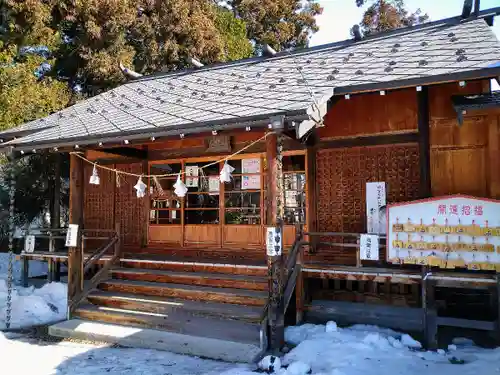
[312,89,421,265]
[319,89,418,139]
[429,81,499,199]
[83,162,147,248]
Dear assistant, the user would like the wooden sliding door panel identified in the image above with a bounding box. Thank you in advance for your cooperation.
[148,225,183,244]
[223,225,263,248]
[184,225,221,247]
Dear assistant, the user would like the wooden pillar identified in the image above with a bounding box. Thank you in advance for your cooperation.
[495,272,500,344]
[266,129,285,352]
[142,158,149,247]
[67,153,84,317]
[306,146,317,252]
[488,115,500,199]
[422,267,438,349]
[417,87,431,198]
[49,153,61,282]
[295,223,305,324]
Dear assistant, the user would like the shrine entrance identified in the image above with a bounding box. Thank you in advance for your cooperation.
[147,151,308,253]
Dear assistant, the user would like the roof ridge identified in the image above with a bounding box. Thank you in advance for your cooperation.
[136,6,500,83]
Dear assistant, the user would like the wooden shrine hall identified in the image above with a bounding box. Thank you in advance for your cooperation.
[1,4,500,362]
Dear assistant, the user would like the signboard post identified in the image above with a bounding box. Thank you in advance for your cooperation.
[367,182,386,234]
[65,224,79,248]
[24,235,35,253]
[387,195,500,270]
[360,234,380,261]
[266,227,282,257]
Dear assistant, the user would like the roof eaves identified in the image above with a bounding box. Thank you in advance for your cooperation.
[332,66,500,95]
[2,109,310,152]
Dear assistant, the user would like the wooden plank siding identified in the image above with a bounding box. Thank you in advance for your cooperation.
[429,81,496,199]
[311,89,421,266]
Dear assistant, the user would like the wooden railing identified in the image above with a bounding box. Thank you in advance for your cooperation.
[305,231,387,267]
[68,225,121,315]
[283,225,306,313]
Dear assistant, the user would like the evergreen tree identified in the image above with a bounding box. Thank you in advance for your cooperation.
[227,0,323,51]
[355,0,429,36]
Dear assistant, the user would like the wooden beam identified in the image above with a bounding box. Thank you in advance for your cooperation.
[317,131,419,150]
[100,147,148,160]
[68,153,84,317]
[417,87,431,198]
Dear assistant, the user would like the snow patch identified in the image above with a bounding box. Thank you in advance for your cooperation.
[286,361,311,375]
[0,282,67,330]
[400,334,422,349]
[325,321,338,333]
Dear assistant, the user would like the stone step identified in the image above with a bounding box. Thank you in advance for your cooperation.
[49,318,263,363]
[98,279,268,307]
[87,290,264,323]
[111,267,268,291]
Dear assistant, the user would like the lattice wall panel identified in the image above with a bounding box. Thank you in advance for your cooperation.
[115,163,147,246]
[83,164,115,231]
[311,144,421,265]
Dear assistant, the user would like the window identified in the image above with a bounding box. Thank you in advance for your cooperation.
[224,157,263,225]
[184,161,220,224]
[149,155,267,226]
[283,155,306,224]
[149,163,182,225]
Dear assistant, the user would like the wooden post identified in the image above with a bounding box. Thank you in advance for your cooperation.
[48,232,54,283]
[50,153,61,282]
[422,267,438,349]
[495,272,500,344]
[115,222,121,259]
[295,223,305,324]
[488,115,500,199]
[306,146,317,253]
[67,153,84,318]
[22,257,29,288]
[266,128,285,352]
[417,86,431,198]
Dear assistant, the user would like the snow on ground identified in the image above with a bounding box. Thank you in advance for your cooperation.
[0,254,67,330]
[0,253,48,282]
[0,321,499,375]
[0,280,67,330]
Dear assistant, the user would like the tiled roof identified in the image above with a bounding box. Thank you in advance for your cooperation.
[2,13,500,150]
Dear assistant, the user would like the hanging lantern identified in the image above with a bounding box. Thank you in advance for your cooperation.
[89,165,100,185]
[173,173,187,198]
[134,176,147,198]
[220,161,235,183]
[116,173,121,188]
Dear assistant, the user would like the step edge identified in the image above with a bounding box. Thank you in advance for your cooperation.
[49,319,263,363]
[100,279,268,297]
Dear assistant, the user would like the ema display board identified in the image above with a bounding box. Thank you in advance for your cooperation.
[387,195,500,270]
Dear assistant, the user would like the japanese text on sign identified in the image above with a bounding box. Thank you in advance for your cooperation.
[360,234,380,261]
[437,204,483,216]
